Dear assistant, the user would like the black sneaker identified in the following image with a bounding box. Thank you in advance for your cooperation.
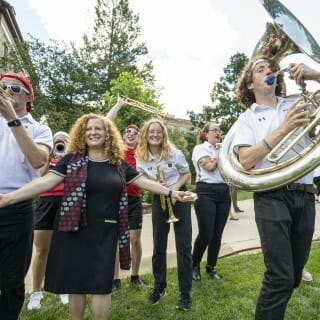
[176,293,191,311]
[148,289,167,305]
[192,265,201,281]
[131,276,146,287]
[112,279,121,292]
[205,265,222,280]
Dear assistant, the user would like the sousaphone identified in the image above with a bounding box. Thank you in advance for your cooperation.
[218,0,320,192]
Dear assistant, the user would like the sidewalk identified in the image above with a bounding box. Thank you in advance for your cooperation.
[25,199,320,292]
[137,199,320,275]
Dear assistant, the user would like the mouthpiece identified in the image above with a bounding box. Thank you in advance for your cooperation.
[265,75,276,85]
[265,68,290,86]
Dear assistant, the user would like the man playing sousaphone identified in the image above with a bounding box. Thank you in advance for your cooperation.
[233,57,320,320]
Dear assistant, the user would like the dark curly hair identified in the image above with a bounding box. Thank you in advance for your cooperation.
[236,55,285,108]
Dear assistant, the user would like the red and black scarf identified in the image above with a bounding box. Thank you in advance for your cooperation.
[58,154,131,270]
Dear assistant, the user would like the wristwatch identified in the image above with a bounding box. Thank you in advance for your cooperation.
[7,119,22,127]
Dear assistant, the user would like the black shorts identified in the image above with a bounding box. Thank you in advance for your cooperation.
[34,196,61,230]
[128,196,143,230]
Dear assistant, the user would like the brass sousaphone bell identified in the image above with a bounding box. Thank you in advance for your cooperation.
[218,0,320,192]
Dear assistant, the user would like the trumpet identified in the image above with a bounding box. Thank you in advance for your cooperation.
[120,95,167,119]
[0,86,14,100]
[53,141,67,158]
[156,165,179,223]
[53,131,69,158]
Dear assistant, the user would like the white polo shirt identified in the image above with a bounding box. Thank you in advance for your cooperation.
[136,146,190,187]
[233,97,313,184]
[0,113,53,194]
[192,141,224,183]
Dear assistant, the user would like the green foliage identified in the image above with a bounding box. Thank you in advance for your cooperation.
[20,243,320,319]
[169,130,197,183]
[79,0,155,96]
[237,190,253,201]
[188,52,249,133]
[102,72,162,132]
[3,38,98,132]
[4,0,156,133]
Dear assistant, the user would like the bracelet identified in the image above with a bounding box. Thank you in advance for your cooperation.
[262,139,272,152]
[168,189,173,199]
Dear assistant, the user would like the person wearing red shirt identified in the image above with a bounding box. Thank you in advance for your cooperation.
[112,124,146,290]
[27,132,69,310]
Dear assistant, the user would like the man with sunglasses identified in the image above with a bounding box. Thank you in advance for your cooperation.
[106,98,146,290]
[0,73,52,320]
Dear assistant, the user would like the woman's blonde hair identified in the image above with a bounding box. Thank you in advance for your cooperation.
[196,122,219,144]
[236,55,284,108]
[67,113,124,165]
[136,118,172,162]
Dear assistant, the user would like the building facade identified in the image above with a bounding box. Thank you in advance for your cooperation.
[0,1,23,71]
[166,115,197,135]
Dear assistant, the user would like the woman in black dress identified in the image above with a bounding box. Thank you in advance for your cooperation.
[0,113,187,320]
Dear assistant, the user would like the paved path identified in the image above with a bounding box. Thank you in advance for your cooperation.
[25,199,320,292]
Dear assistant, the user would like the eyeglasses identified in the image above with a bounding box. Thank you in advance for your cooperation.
[125,128,139,136]
[0,83,30,95]
[208,128,221,133]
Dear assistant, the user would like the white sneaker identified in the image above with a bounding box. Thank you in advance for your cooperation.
[302,269,313,282]
[27,291,43,310]
[59,294,69,304]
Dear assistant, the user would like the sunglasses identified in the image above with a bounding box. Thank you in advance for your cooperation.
[208,128,221,133]
[0,83,30,95]
[125,128,139,136]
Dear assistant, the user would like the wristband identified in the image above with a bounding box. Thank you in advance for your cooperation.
[168,189,173,199]
[7,119,22,127]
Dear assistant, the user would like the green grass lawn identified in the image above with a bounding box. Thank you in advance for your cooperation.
[19,242,320,320]
[237,190,253,201]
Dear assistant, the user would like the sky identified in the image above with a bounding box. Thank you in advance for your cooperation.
[7,0,320,119]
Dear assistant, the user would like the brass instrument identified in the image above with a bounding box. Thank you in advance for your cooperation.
[156,165,179,223]
[218,0,320,192]
[0,86,14,113]
[120,95,167,119]
[53,131,69,158]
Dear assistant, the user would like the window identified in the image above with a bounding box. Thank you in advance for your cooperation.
[179,127,186,134]
[2,43,8,67]
[167,125,174,132]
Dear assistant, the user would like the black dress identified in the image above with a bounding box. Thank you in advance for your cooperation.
[44,156,140,294]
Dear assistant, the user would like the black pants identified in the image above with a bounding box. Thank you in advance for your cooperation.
[313,176,320,196]
[192,183,231,267]
[254,188,315,320]
[0,201,33,320]
[152,196,192,295]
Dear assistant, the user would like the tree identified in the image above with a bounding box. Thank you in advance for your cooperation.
[102,71,162,132]
[188,52,248,134]
[169,130,197,184]
[78,0,155,101]
[3,0,156,133]
[2,38,97,132]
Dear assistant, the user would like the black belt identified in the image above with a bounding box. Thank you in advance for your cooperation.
[286,183,316,194]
